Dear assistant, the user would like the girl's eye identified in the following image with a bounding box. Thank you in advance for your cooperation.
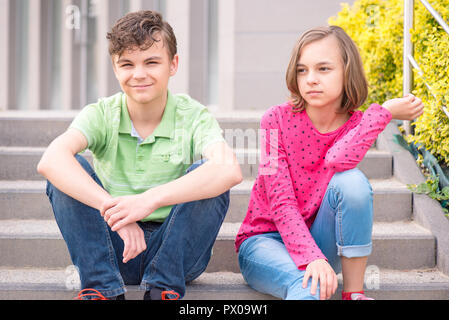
[297,68,306,74]
[319,67,331,72]
[121,64,132,67]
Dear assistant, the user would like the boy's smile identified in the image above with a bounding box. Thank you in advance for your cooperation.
[112,37,178,110]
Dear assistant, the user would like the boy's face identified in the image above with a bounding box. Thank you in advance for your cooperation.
[112,37,178,108]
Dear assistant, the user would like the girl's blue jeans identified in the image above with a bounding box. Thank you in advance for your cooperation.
[238,168,373,300]
[46,155,229,299]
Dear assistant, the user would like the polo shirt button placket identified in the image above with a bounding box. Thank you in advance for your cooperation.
[136,146,145,172]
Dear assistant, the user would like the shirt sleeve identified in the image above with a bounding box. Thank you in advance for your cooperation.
[191,108,225,160]
[325,103,392,172]
[69,102,108,156]
[260,108,327,269]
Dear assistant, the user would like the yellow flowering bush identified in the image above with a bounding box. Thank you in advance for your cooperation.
[329,0,449,165]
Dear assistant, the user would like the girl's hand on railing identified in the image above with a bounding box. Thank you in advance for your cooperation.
[382,93,424,121]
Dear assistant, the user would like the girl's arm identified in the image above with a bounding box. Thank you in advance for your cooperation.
[325,94,423,172]
[260,108,327,268]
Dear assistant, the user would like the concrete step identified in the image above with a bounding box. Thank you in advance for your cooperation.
[1,267,448,300]
[0,220,435,271]
[214,221,436,272]
[0,178,411,222]
[0,110,264,147]
[229,178,412,223]
[0,269,272,300]
[236,147,391,179]
[0,146,392,181]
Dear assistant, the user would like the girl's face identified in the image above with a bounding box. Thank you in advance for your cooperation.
[296,36,345,112]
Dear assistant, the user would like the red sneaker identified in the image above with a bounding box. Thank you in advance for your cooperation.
[144,288,180,300]
[162,290,180,300]
[349,293,374,300]
[342,291,374,300]
[74,288,108,300]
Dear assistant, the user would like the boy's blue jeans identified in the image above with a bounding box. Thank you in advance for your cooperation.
[46,155,230,299]
[238,168,373,300]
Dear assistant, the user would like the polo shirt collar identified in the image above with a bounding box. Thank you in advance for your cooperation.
[118,91,177,139]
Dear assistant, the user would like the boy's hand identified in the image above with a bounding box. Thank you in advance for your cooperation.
[116,222,146,263]
[101,194,156,231]
[382,94,424,120]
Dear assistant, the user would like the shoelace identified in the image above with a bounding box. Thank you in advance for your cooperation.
[74,288,108,300]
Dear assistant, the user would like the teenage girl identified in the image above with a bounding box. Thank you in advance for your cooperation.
[235,25,424,300]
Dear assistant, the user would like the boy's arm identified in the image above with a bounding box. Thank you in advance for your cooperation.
[102,141,243,231]
[38,128,147,264]
[151,140,243,203]
[37,128,112,210]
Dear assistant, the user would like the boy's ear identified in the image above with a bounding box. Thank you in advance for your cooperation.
[169,54,179,76]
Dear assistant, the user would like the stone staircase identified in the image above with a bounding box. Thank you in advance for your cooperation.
[1,111,449,300]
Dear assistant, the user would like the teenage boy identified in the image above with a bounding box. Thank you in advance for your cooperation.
[37,10,242,300]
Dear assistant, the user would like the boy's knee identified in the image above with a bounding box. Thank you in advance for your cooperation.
[74,154,94,174]
[185,158,207,174]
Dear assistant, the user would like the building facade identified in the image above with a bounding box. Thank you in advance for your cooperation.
[0,0,354,112]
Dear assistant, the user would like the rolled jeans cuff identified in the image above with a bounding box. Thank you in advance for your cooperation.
[337,242,372,258]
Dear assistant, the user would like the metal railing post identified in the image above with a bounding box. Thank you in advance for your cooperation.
[403,0,414,134]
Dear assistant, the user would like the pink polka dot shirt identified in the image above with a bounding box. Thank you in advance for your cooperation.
[235,102,392,269]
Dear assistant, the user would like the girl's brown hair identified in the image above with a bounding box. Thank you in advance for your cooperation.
[285,25,368,113]
[107,10,177,59]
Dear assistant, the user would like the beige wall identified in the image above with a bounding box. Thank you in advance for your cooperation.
[218,0,355,111]
[0,0,354,111]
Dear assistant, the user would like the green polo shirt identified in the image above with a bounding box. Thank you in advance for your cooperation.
[70,91,225,222]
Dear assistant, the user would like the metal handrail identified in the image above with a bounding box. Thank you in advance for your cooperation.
[420,0,449,34]
[403,0,449,134]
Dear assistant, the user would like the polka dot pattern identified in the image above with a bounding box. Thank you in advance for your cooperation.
[235,102,392,268]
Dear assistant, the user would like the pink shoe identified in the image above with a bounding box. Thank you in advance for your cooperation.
[350,293,374,300]
[342,291,374,300]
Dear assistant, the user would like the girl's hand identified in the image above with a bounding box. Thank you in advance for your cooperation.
[382,94,424,120]
[302,258,338,300]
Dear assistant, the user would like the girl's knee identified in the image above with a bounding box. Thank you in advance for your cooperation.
[329,168,372,205]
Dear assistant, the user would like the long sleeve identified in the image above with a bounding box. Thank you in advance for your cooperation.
[259,108,327,268]
[325,104,392,172]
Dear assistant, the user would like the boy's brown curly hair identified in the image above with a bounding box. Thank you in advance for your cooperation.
[106,10,177,59]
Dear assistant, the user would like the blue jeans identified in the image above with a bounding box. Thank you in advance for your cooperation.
[238,168,373,300]
[46,155,230,299]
